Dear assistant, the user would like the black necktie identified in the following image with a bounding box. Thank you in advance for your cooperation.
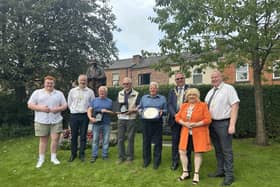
[208,88,218,108]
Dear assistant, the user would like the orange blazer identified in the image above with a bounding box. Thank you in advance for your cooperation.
[175,102,212,152]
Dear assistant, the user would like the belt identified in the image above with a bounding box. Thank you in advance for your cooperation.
[212,118,230,122]
[71,113,87,115]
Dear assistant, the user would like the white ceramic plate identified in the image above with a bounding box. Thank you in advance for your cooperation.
[142,107,159,119]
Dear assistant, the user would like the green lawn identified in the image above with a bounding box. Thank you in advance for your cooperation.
[0,134,279,187]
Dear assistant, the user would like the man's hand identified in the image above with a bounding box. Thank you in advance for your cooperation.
[39,105,50,113]
[228,125,235,134]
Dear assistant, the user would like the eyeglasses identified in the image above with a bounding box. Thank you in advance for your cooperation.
[175,77,185,81]
[122,83,130,85]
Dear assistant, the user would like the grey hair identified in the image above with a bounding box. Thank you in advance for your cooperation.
[78,74,87,81]
[123,77,132,83]
[150,81,159,89]
[98,86,108,93]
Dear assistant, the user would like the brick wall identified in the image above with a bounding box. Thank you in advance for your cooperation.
[105,68,169,87]
[223,64,280,85]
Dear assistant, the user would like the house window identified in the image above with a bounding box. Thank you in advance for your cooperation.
[193,69,202,84]
[112,73,119,86]
[236,64,249,82]
[138,73,150,85]
[273,61,280,79]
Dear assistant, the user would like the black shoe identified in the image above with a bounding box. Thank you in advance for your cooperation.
[142,162,150,168]
[90,157,97,163]
[68,155,76,162]
[222,178,234,186]
[79,155,85,162]
[170,162,179,170]
[208,172,225,178]
[153,164,159,170]
[177,171,191,181]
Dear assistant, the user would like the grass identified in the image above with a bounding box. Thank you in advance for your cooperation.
[0,134,279,187]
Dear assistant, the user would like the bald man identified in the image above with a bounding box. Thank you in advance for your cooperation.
[205,70,239,186]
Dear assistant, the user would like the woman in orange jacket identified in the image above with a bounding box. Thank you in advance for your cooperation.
[175,88,212,185]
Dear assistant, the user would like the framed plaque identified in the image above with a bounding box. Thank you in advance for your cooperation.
[120,104,128,113]
[95,112,103,122]
[142,107,160,119]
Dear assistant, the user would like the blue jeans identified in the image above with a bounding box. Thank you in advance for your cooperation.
[91,123,111,158]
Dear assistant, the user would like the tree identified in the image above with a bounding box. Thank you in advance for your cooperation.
[152,0,280,145]
[0,0,118,99]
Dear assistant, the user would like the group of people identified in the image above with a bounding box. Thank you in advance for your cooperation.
[27,70,239,186]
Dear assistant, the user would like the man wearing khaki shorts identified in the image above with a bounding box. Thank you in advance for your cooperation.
[28,75,67,168]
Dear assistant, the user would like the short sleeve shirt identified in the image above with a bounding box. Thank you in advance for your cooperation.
[205,82,240,120]
[89,97,112,125]
[28,89,67,124]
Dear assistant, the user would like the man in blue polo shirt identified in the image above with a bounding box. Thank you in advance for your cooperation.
[87,86,114,163]
[138,82,167,169]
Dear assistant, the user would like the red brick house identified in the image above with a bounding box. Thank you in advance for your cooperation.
[105,55,169,87]
[222,62,280,85]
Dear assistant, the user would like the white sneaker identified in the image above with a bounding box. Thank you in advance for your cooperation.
[36,159,44,168]
[51,158,60,165]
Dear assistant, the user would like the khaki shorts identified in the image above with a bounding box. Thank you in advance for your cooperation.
[34,122,63,136]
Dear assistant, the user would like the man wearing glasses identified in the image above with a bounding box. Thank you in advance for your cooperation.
[168,72,192,171]
[116,77,140,164]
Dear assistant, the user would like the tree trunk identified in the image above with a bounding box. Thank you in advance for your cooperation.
[253,62,268,145]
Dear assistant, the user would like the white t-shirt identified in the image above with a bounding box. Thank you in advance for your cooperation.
[28,89,67,124]
[205,82,240,120]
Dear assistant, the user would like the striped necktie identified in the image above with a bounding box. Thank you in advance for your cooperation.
[208,87,218,108]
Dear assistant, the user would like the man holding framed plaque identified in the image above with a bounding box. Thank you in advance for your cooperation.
[116,77,140,164]
[87,86,114,163]
[138,82,167,169]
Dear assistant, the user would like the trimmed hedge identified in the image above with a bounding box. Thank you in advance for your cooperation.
[1,85,280,142]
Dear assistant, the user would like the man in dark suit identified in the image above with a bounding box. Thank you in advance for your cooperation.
[168,72,192,171]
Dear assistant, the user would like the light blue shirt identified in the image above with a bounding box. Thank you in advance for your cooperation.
[139,94,167,118]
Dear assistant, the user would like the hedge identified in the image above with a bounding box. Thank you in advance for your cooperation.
[1,85,279,142]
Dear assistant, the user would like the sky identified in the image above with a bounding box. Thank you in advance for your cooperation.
[109,0,163,59]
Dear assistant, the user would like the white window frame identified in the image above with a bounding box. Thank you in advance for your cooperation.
[192,68,203,84]
[112,72,119,86]
[236,64,249,82]
[273,61,280,79]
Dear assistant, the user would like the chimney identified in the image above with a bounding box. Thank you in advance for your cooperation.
[132,55,142,64]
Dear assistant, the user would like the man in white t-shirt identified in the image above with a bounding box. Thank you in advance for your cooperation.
[28,75,67,168]
[205,70,239,186]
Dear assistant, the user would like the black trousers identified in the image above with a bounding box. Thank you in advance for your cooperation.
[209,119,233,179]
[171,123,192,171]
[70,113,89,156]
[142,119,162,167]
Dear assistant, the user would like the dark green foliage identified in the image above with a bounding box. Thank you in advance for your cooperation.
[0,92,33,138]
[0,0,118,100]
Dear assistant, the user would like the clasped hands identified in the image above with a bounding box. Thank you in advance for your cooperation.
[182,121,198,128]
[39,105,60,113]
